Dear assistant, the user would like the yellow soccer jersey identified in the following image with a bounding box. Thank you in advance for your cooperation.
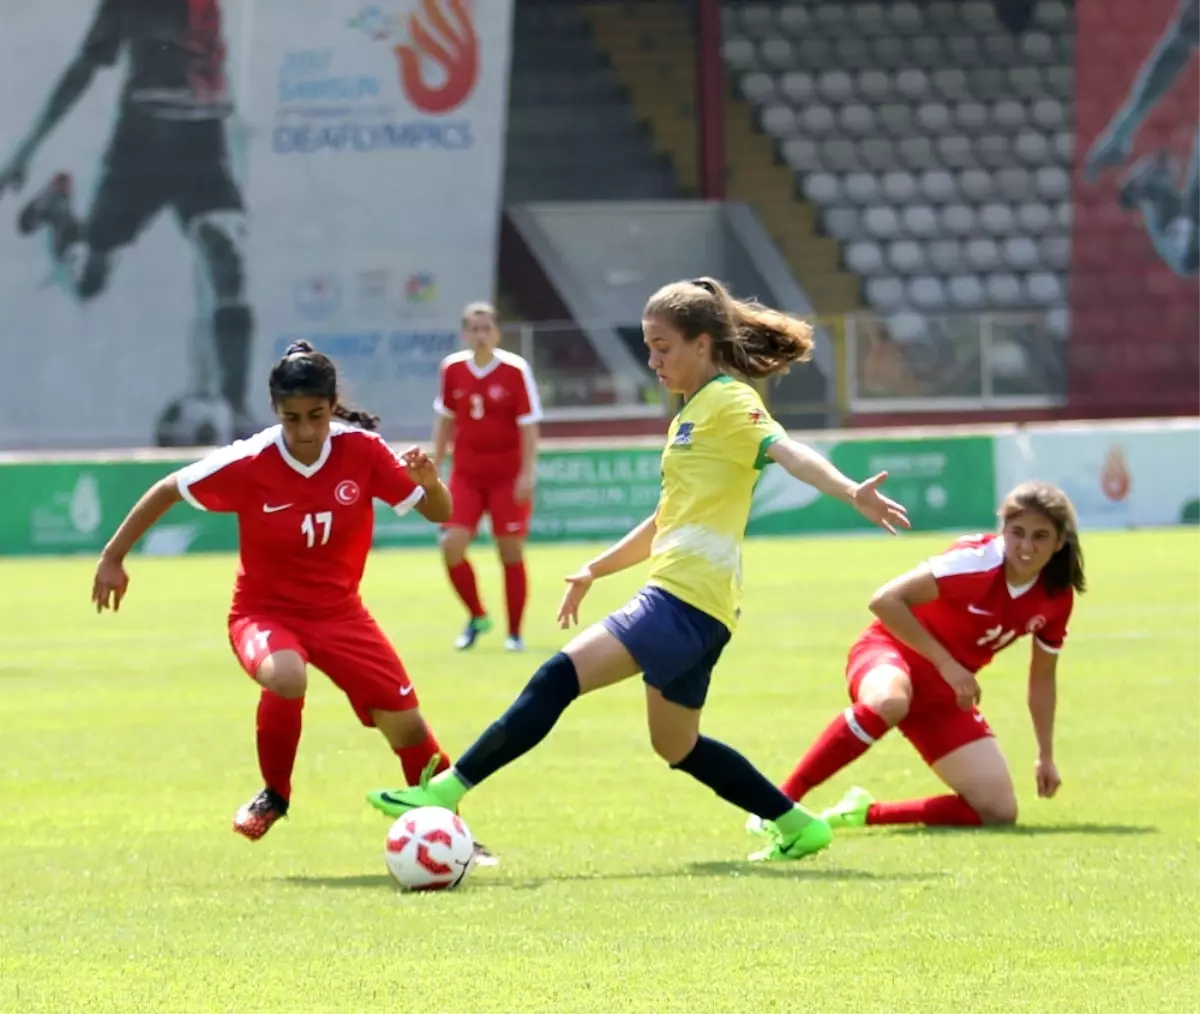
[646,374,787,630]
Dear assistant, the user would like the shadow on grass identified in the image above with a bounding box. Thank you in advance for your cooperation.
[883,822,1158,837]
[279,863,946,893]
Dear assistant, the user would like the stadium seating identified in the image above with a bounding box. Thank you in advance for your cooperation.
[721,0,1075,326]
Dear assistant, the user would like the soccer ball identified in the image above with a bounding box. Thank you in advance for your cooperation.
[384,806,475,892]
[154,394,235,448]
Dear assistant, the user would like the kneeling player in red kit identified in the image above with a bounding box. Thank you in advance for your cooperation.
[752,481,1086,834]
[92,340,495,861]
[432,301,542,652]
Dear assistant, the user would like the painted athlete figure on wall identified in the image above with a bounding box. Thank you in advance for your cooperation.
[0,0,257,444]
[1084,0,1199,277]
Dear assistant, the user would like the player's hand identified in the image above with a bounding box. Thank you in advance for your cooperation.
[851,471,910,534]
[514,471,534,504]
[556,568,595,629]
[0,149,30,196]
[401,446,439,486]
[937,658,981,711]
[1035,758,1061,799]
[92,554,129,614]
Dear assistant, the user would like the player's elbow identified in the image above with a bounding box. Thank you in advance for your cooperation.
[868,584,899,618]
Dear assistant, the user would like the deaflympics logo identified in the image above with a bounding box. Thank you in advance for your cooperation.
[350,1,479,115]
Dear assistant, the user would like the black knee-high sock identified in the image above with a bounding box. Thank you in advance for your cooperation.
[672,736,795,821]
[455,652,579,787]
[214,304,253,412]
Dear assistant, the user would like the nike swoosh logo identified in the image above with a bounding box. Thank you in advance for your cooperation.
[967,605,993,615]
[262,504,293,513]
[399,685,415,696]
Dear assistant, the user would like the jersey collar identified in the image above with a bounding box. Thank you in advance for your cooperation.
[275,428,332,478]
[682,372,731,407]
[466,355,502,379]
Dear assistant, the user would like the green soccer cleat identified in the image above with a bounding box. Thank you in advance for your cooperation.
[821,786,876,830]
[367,755,467,819]
[748,813,833,862]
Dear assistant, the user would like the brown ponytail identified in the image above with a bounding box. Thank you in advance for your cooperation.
[642,276,814,379]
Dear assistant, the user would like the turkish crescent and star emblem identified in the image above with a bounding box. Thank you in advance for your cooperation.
[336,480,361,506]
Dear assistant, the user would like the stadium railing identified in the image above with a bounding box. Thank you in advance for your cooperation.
[503,309,1069,423]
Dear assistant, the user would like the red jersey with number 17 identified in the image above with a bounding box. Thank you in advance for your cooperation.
[864,533,1074,674]
[434,349,542,477]
[174,424,424,619]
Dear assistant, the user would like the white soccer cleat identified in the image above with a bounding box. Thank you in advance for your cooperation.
[504,635,525,652]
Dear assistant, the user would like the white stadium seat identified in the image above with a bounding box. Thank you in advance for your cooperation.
[722,0,1075,315]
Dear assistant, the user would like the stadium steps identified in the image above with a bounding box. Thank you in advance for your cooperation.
[582,1,864,316]
[502,4,677,202]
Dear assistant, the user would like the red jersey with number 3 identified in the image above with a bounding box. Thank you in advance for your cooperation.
[434,349,542,478]
[865,533,1074,674]
[175,424,424,619]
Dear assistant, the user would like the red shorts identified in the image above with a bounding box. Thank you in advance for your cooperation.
[228,610,417,726]
[845,632,993,766]
[445,469,532,538]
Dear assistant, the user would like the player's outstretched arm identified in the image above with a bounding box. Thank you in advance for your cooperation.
[765,439,910,534]
[91,476,183,612]
[869,565,980,710]
[1028,642,1061,798]
[0,56,98,195]
[557,515,657,628]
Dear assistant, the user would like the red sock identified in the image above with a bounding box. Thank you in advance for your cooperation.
[447,560,486,618]
[256,691,304,801]
[780,703,891,802]
[866,794,983,826]
[504,561,527,637]
[395,730,452,786]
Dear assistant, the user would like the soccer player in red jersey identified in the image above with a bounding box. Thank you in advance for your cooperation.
[754,481,1086,833]
[432,301,542,652]
[91,341,494,859]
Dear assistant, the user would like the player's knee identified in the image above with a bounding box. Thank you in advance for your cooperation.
[257,652,307,699]
[649,723,696,766]
[440,527,471,565]
[496,538,523,566]
[191,211,247,300]
[972,791,1018,826]
[856,666,911,725]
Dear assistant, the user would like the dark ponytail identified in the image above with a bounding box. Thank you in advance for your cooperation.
[642,276,815,379]
[269,341,381,431]
[999,481,1086,595]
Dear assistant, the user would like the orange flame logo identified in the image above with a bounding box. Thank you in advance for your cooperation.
[396,0,478,115]
[1099,445,1130,502]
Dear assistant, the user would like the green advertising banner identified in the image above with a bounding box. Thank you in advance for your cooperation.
[748,435,997,535]
[0,435,996,557]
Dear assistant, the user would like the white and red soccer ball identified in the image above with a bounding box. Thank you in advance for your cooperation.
[384,806,475,891]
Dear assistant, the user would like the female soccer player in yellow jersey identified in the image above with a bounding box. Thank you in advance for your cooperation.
[368,277,910,862]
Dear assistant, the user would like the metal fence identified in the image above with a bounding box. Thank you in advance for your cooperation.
[503,310,1069,423]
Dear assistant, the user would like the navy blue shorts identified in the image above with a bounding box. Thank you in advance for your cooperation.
[601,586,731,709]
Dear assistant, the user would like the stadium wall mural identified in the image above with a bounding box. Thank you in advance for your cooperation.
[1070,0,1199,415]
[0,0,514,450]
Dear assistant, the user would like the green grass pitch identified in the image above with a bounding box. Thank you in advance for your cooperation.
[1,530,1197,1013]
